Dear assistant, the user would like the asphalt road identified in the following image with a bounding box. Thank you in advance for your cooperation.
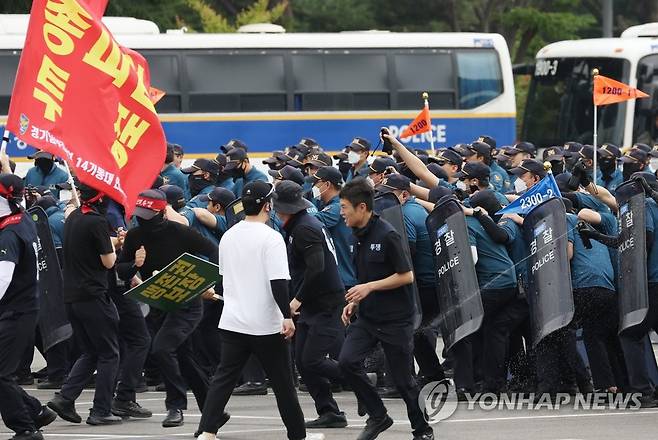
[3,385,658,440]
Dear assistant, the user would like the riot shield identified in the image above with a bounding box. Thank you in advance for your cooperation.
[615,180,648,333]
[27,207,72,351]
[225,198,245,229]
[374,192,422,330]
[425,197,483,351]
[523,197,574,348]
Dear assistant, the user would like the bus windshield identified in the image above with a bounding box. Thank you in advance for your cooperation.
[523,57,629,147]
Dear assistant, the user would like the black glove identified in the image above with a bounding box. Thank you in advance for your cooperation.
[576,221,594,249]
[454,188,468,201]
[633,175,658,203]
[568,159,585,191]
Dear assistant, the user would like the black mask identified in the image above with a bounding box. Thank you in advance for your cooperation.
[35,158,53,175]
[136,211,167,232]
[469,184,479,194]
[599,158,616,176]
[565,156,579,172]
[550,160,564,176]
[188,175,210,197]
[623,163,642,182]
[338,160,352,176]
[230,163,246,179]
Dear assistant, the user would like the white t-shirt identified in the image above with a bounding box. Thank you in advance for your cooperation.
[218,220,290,336]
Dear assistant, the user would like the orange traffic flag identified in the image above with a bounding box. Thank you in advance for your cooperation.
[401,104,431,138]
[148,86,166,105]
[593,75,649,106]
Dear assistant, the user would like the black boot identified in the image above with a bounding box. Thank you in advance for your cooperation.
[47,393,81,424]
[162,409,184,428]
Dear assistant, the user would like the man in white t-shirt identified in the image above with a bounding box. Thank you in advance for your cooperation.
[196,181,324,440]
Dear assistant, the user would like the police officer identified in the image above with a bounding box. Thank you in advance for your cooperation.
[161,143,190,200]
[172,144,185,169]
[273,181,348,429]
[181,159,221,205]
[597,143,623,193]
[0,174,57,440]
[367,157,394,188]
[305,152,333,179]
[24,151,69,199]
[432,149,463,189]
[477,135,513,193]
[621,148,649,182]
[224,148,268,197]
[542,147,568,176]
[345,138,371,182]
[269,165,306,187]
[337,178,434,440]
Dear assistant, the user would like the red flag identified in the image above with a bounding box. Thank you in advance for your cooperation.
[593,75,649,106]
[6,0,166,216]
[400,104,431,138]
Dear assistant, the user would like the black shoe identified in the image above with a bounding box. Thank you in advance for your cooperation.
[135,379,149,393]
[413,428,435,440]
[194,412,230,437]
[155,383,166,392]
[16,375,35,386]
[111,399,153,418]
[233,382,267,396]
[162,409,184,428]
[48,394,81,424]
[305,411,347,429]
[35,405,57,429]
[37,379,63,390]
[33,368,48,380]
[356,415,393,440]
[11,431,43,440]
[638,394,658,408]
[86,413,123,425]
[377,386,401,398]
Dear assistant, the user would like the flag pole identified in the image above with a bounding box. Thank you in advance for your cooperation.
[1,129,9,157]
[592,68,599,189]
[423,92,435,155]
[62,160,80,208]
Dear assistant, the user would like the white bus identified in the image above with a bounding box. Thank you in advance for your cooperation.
[0,14,516,157]
[523,23,658,148]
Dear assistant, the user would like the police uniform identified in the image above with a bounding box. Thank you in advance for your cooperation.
[490,161,512,193]
[161,163,191,201]
[0,196,50,439]
[338,213,432,439]
[24,152,69,199]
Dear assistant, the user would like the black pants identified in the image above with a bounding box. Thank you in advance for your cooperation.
[17,327,71,381]
[573,287,625,390]
[60,297,120,416]
[295,307,344,416]
[192,300,223,377]
[112,290,151,403]
[198,330,306,440]
[151,300,208,411]
[338,321,429,436]
[0,310,42,434]
[535,325,590,394]
[620,283,658,394]
[413,284,444,381]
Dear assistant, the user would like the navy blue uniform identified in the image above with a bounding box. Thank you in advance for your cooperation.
[231,167,268,198]
[161,164,191,201]
[24,163,69,199]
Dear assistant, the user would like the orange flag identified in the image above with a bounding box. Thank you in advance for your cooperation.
[148,87,166,105]
[593,75,649,106]
[401,104,431,138]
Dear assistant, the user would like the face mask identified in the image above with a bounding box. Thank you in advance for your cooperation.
[35,158,53,175]
[456,180,467,191]
[598,158,616,176]
[468,184,479,194]
[188,174,210,197]
[0,197,11,218]
[514,178,527,194]
[59,189,72,202]
[623,163,642,182]
[136,211,167,232]
[348,151,361,165]
[311,185,322,199]
[650,158,658,173]
[550,160,564,176]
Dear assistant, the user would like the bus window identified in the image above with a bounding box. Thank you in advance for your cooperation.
[292,52,389,110]
[394,52,455,109]
[456,50,503,109]
[0,52,19,115]
[185,52,286,112]
[634,54,658,145]
[142,53,181,113]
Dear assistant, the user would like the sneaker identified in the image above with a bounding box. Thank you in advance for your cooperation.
[305,412,347,429]
[162,409,184,427]
[413,428,435,440]
[35,405,57,429]
[11,431,43,440]
[233,382,267,396]
[47,393,81,424]
[638,394,658,408]
[111,399,153,418]
[86,413,123,425]
[356,415,393,440]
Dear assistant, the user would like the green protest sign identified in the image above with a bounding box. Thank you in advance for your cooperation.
[125,253,220,312]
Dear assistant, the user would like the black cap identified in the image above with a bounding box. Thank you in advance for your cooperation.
[369,157,393,174]
[223,148,249,170]
[306,152,332,168]
[509,141,536,156]
[214,153,228,168]
[597,143,621,159]
[633,143,651,153]
[309,166,343,187]
[0,173,25,201]
[543,146,565,161]
[203,187,236,209]
[427,163,449,180]
[451,143,471,157]
[268,165,305,186]
[621,148,648,164]
[466,141,492,158]
[172,144,184,155]
[555,173,572,193]
[159,184,186,208]
[476,135,496,149]
[454,162,491,180]
[347,137,371,152]
[333,151,348,161]
[242,181,275,212]
[27,150,54,160]
[273,180,308,215]
[510,159,547,178]
[380,174,411,191]
[263,151,284,165]
[134,189,167,220]
[298,137,320,151]
[285,150,306,167]
[428,185,454,203]
[577,145,594,160]
[435,149,463,167]
[220,139,248,153]
[181,158,221,176]
[563,141,583,155]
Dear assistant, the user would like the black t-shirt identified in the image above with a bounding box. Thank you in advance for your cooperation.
[0,212,39,313]
[63,209,114,303]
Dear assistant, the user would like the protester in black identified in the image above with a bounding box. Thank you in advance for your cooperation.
[117,189,219,429]
[0,174,56,440]
[337,178,433,440]
[48,184,122,426]
[274,181,347,429]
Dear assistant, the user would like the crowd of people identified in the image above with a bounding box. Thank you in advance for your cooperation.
[1,130,658,440]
